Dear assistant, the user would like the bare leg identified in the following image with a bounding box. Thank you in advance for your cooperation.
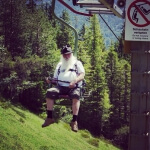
[42,98,55,128]
[46,98,54,110]
[72,99,80,115]
[71,99,80,132]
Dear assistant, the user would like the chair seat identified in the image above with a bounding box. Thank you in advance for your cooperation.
[59,95,70,99]
[54,97,72,106]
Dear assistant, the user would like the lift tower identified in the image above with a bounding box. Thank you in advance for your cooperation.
[125,0,150,149]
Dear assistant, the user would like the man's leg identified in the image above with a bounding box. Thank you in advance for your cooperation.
[42,87,60,128]
[42,98,55,128]
[72,98,80,117]
[46,98,54,110]
[71,98,80,132]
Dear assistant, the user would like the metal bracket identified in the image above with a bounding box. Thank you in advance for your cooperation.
[131,50,150,54]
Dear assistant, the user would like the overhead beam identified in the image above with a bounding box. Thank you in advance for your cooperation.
[88,11,114,14]
[86,7,113,15]
[98,0,123,18]
[77,1,102,5]
[79,4,107,8]
[86,7,111,11]
[77,1,107,8]
[76,0,124,18]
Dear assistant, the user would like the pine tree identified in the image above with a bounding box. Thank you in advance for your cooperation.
[0,0,59,112]
[78,15,111,136]
[104,42,130,143]
[1,0,27,59]
[56,10,74,49]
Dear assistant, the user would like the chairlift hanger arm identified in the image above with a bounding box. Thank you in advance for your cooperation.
[52,0,93,56]
[52,0,78,56]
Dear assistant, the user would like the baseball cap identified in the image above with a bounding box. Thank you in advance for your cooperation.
[61,45,73,54]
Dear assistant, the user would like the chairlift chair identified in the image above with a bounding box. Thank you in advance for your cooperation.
[47,77,86,106]
[48,0,91,105]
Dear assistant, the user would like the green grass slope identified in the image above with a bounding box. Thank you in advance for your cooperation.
[0,101,120,150]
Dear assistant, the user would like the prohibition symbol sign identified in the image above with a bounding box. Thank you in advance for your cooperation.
[127,0,150,27]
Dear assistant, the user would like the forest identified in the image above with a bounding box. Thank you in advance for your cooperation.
[0,0,131,149]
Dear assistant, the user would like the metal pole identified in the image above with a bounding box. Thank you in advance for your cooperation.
[99,14,120,41]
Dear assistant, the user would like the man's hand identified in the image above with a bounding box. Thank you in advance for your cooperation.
[69,73,85,88]
[69,79,77,88]
[45,77,51,84]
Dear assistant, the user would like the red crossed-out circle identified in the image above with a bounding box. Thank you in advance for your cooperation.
[127,0,150,27]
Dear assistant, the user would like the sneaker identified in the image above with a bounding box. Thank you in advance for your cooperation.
[70,121,78,132]
[42,118,54,128]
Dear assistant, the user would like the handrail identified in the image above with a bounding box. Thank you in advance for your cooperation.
[52,0,78,56]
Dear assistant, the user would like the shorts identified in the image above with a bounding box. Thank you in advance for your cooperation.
[46,86,81,100]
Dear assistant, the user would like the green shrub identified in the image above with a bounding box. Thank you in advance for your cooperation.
[80,130,91,138]
[88,138,99,147]
[114,125,129,149]
[19,118,25,123]
[0,101,11,109]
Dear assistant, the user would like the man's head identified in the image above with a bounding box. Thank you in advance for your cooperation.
[61,44,73,61]
[61,44,72,54]
[60,44,76,72]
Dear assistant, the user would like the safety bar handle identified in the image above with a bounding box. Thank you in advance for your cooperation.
[46,77,79,88]
[47,77,70,83]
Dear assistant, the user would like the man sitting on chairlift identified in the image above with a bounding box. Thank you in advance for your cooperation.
[42,44,85,132]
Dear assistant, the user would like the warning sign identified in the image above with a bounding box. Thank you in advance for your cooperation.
[125,0,150,41]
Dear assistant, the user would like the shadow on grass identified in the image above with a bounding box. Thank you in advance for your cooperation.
[11,107,26,119]
[39,146,50,150]
[0,101,12,109]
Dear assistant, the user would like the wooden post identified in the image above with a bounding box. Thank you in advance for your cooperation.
[129,41,150,150]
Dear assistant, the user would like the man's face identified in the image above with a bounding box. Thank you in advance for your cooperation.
[63,53,71,61]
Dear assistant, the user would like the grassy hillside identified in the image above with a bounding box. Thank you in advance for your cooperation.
[0,101,120,150]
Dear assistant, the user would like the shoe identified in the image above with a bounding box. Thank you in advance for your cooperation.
[70,121,78,132]
[42,118,54,128]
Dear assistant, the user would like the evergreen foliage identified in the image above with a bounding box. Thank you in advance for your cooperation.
[56,10,74,49]
[78,15,111,136]
[103,43,130,149]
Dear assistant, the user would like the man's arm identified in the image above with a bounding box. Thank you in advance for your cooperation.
[76,72,85,83]
[69,72,85,88]
[45,77,57,85]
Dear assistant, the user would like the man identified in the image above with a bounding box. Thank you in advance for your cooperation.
[42,44,85,132]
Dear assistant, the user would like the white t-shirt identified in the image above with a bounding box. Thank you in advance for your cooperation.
[53,60,85,87]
